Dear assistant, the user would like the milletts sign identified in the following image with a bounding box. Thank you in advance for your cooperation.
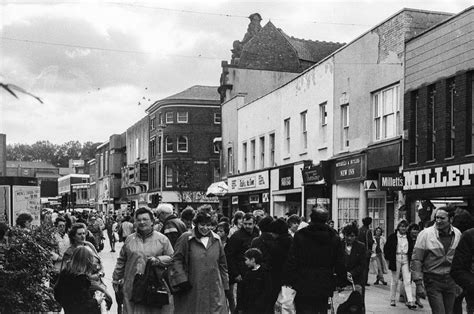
[403,162,474,190]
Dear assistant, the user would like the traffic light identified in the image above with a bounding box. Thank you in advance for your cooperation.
[150,194,162,207]
[130,200,136,212]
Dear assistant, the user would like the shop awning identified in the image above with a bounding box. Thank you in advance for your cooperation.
[206,181,228,197]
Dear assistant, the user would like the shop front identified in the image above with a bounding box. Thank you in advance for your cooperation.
[227,170,270,215]
[301,161,331,220]
[332,153,367,230]
[270,162,305,217]
[403,162,474,226]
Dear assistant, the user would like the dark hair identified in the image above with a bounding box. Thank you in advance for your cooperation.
[243,213,255,222]
[16,213,33,228]
[257,216,274,232]
[135,207,154,221]
[270,218,289,235]
[180,208,195,221]
[310,207,329,223]
[396,219,409,231]
[216,222,230,235]
[68,223,87,245]
[287,214,301,225]
[219,216,230,224]
[55,216,66,226]
[362,217,373,226]
[374,226,383,235]
[244,248,263,264]
[194,211,212,225]
[407,223,420,234]
[232,211,244,225]
[342,224,359,237]
[436,206,456,218]
[0,222,9,241]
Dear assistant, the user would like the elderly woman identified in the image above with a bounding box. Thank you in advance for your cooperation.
[54,246,107,314]
[384,220,416,309]
[112,207,174,314]
[170,210,229,314]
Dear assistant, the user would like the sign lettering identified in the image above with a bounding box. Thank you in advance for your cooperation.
[403,163,474,190]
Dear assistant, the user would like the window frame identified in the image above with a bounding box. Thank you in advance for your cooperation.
[165,166,173,187]
[372,84,400,141]
[150,137,156,158]
[269,133,275,167]
[214,113,221,124]
[150,117,156,130]
[259,136,265,168]
[177,136,188,152]
[165,136,173,153]
[341,104,349,148]
[284,118,291,156]
[300,111,308,150]
[250,139,256,170]
[165,112,174,124]
[177,112,188,123]
[242,142,248,172]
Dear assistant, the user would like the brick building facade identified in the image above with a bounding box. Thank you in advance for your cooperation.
[403,6,474,218]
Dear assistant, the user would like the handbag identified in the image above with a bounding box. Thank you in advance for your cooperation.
[274,286,296,314]
[131,259,169,307]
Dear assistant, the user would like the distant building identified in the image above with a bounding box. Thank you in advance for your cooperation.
[58,174,90,209]
[6,160,60,197]
[146,85,221,211]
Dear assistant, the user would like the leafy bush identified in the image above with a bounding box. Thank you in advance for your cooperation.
[0,224,60,312]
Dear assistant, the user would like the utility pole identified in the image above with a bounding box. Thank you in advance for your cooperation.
[158,124,166,201]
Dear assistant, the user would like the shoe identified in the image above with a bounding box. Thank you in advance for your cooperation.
[365,283,370,287]
[415,300,423,308]
[390,300,396,307]
[406,302,417,310]
[381,280,388,285]
[111,249,115,252]
[374,280,379,285]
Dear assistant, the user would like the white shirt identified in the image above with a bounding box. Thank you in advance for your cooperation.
[200,236,209,248]
[397,232,409,254]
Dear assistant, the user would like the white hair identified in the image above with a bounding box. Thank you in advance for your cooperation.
[156,203,173,215]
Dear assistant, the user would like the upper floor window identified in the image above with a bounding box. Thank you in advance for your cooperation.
[214,113,221,124]
[177,136,188,152]
[446,78,456,158]
[300,111,307,150]
[269,133,275,166]
[157,136,162,154]
[158,113,163,125]
[259,136,265,168]
[470,72,474,155]
[320,102,327,126]
[284,118,290,156]
[373,84,400,141]
[214,141,220,154]
[250,139,256,170]
[150,117,156,130]
[427,85,436,160]
[228,147,234,174]
[242,142,248,172]
[165,136,173,152]
[165,166,173,187]
[409,91,419,163]
[177,112,188,123]
[150,137,156,158]
[341,104,349,148]
[166,112,174,124]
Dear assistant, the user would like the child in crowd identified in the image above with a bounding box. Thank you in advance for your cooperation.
[236,248,272,314]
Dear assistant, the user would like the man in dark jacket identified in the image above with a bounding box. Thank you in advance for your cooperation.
[226,213,259,310]
[451,227,474,314]
[286,207,346,313]
[358,216,374,286]
[156,203,187,248]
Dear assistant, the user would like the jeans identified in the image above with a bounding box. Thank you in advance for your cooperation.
[424,273,457,314]
[390,254,413,303]
[373,254,385,281]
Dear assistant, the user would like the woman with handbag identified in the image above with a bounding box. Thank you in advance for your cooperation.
[170,210,229,314]
[112,207,174,314]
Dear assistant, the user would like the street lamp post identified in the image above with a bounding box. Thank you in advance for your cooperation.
[158,124,166,199]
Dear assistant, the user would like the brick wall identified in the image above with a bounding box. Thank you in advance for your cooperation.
[239,22,301,72]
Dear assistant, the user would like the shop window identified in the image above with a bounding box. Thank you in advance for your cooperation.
[368,196,385,232]
[337,198,359,229]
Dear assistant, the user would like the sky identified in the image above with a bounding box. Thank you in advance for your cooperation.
[0,0,471,145]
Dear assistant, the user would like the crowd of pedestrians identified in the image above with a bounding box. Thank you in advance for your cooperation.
[1,200,473,314]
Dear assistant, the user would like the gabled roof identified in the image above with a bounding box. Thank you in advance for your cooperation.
[281,31,345,63]
[162,85,220,101]
[7,160,57,169]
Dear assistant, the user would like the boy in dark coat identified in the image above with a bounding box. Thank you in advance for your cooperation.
[236,248,272,314]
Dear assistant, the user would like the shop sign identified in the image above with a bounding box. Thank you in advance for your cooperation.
[228,170,269,193]
[317,198,330,205]
[403,162,474,190]
[379,173,404,191]
[363,180,378,191]
[279,166,294,190]
[302,165,325,184]
[262,193,269,203]
[232,196,239,204]
[335,155,366,182]
[249,195,260,204]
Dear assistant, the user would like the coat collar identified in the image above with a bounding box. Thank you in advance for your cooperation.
[188,228,220,241]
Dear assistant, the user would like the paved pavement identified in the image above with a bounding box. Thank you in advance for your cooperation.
[99,237,434,314]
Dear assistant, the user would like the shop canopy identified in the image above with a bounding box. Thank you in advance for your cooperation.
[206,181,228,197]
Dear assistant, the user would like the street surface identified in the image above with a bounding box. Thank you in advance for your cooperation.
[99,235,433,314]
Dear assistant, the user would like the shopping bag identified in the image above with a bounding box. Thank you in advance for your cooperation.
[274,285,296,314]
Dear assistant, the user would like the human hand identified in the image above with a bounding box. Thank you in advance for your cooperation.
[94,290,105,303]
[416,282,426,299]
[235,275,242,282]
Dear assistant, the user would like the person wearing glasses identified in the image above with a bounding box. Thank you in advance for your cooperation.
[411,206,462,314]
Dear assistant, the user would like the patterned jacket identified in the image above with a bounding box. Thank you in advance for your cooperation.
[411,225,461,281]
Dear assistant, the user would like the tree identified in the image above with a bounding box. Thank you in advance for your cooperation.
[173,159,206,205]
[80,141,101,161]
